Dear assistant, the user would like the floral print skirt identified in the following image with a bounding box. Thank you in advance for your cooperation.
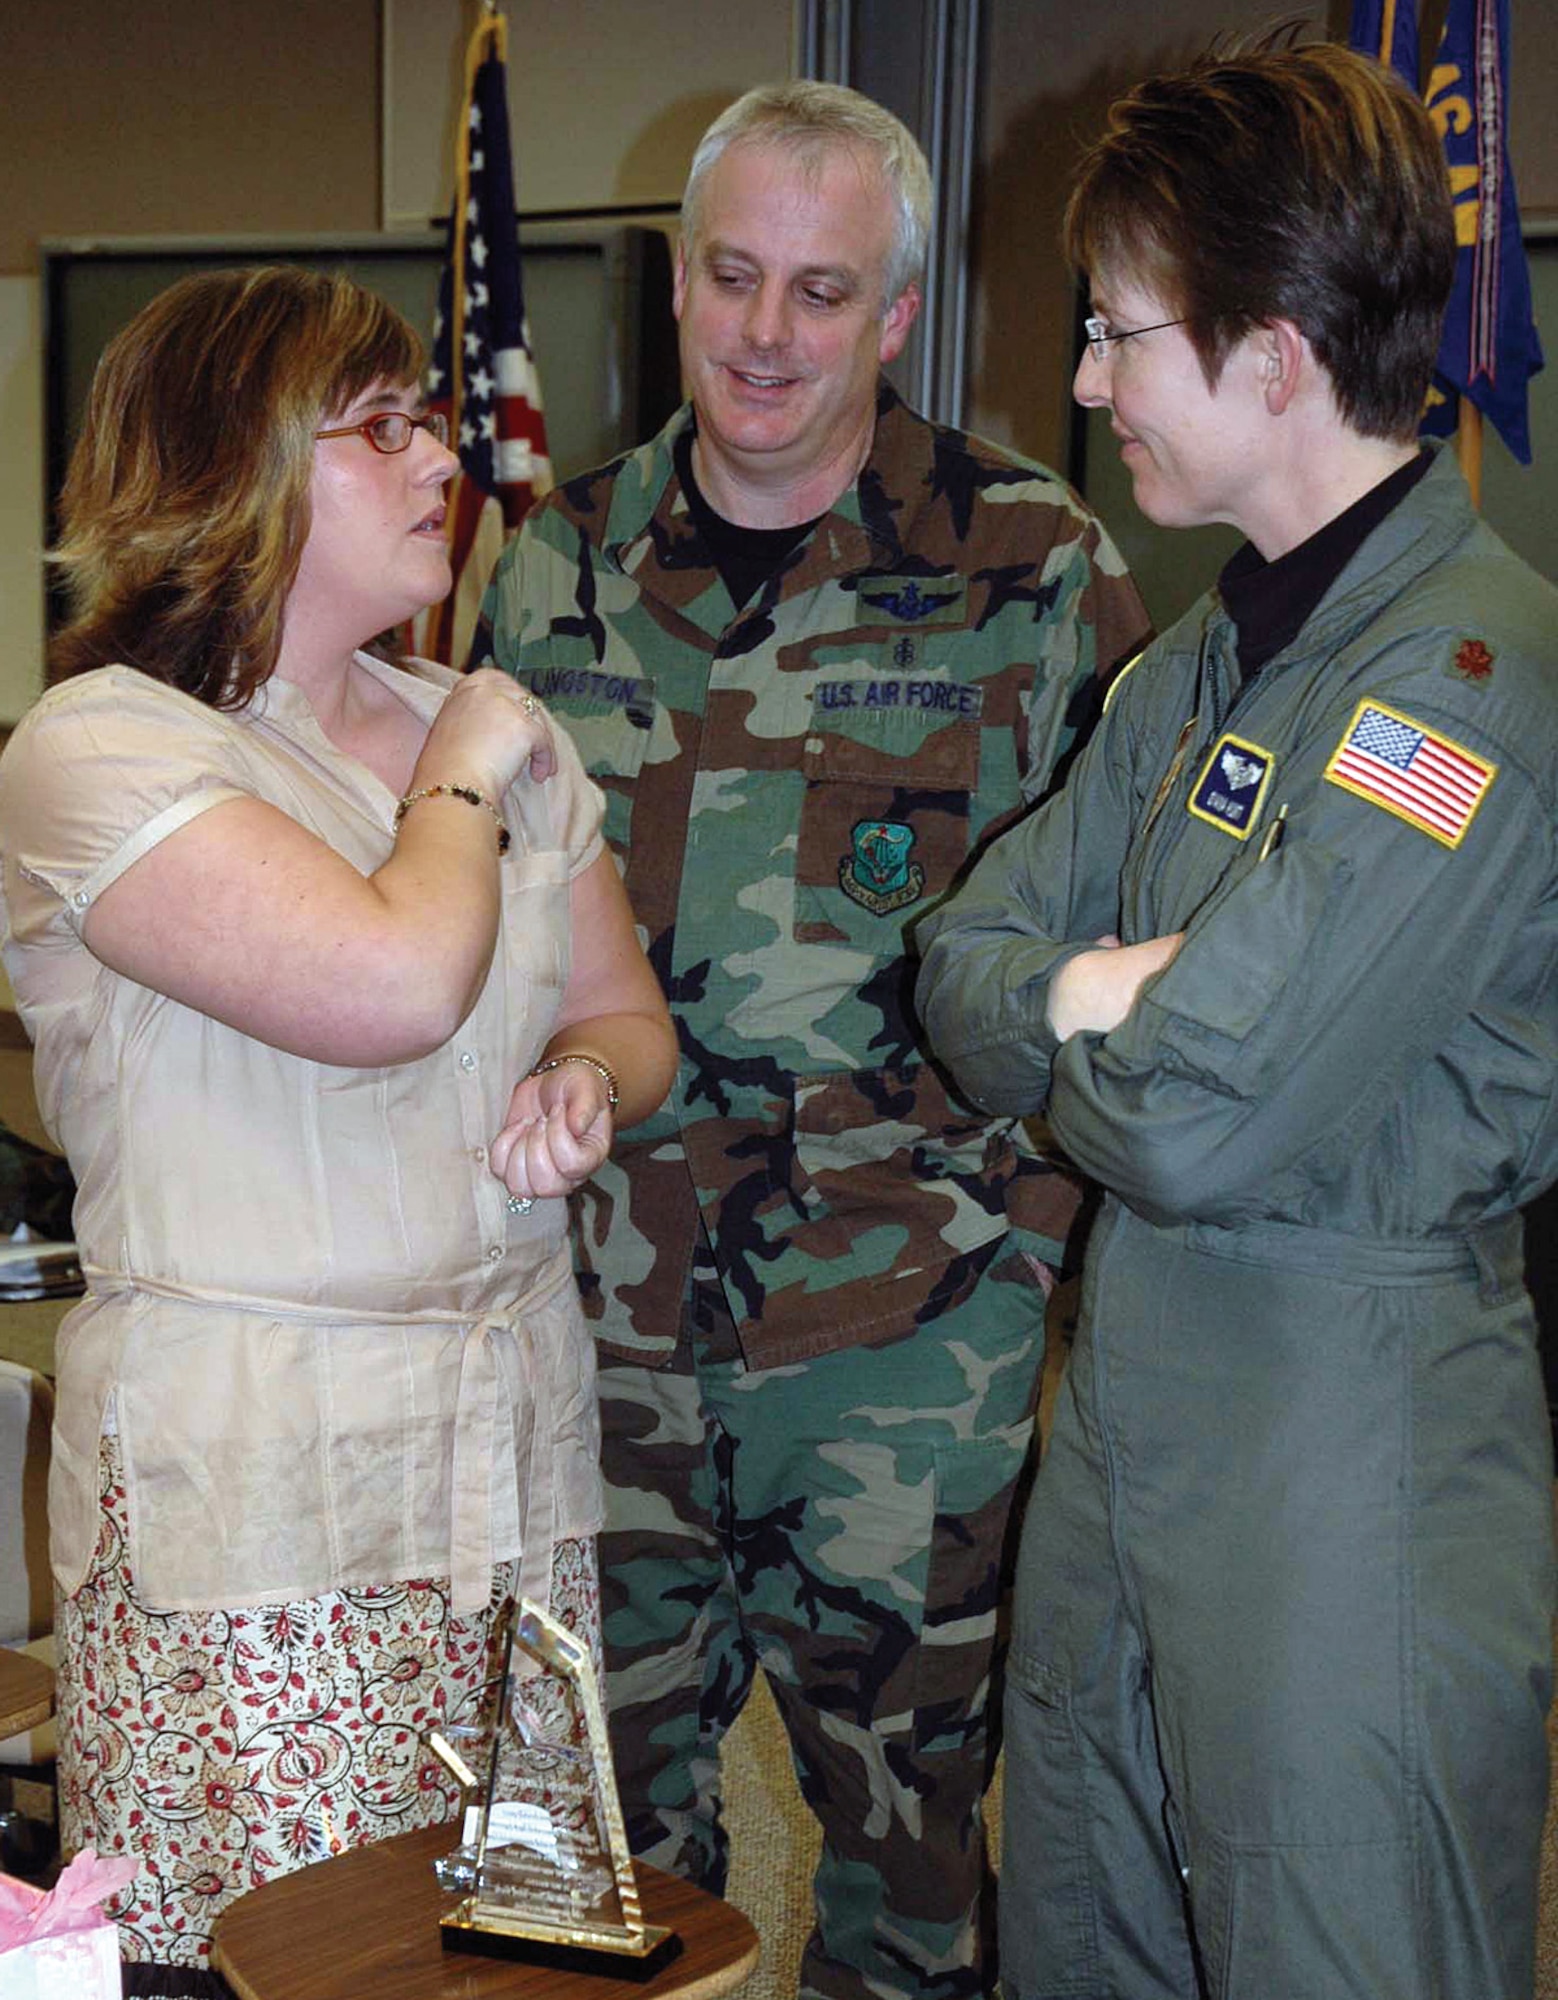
[56,1430,601,1982]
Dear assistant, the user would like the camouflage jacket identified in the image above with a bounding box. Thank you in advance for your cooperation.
[474,383,1149,1369]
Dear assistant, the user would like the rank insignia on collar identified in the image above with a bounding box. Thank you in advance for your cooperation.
[1187,733,1276,839]
[1450,638,1495,683]
[858,574,967,626]
[840,820,925,914]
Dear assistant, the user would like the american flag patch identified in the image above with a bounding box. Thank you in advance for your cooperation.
[1324,699,1495,848]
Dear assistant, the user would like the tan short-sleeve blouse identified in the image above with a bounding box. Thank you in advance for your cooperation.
[0,655,607,1616]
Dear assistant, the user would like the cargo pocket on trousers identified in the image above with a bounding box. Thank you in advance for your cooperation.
[910,1417,1036,1751]
[1210,1831,1416,1998]
[1000,1655,1101,1993]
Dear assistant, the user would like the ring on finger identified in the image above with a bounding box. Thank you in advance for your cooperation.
[508,1194,535,1215]
[521,694,540,716]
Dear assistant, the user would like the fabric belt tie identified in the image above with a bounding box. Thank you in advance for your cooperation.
[1165,1208,1526,1299]
[448,1307,555,1624]
[83,1257,575,1621]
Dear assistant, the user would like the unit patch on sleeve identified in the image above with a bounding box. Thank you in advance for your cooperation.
[1324,697,1495,848]
[1187,733,1276,839]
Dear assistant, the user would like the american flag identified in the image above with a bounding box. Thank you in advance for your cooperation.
[1325,700,1495,847]
[421,8,552,666]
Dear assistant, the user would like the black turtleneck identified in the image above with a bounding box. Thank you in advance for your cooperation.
[674,425,825,611]
[1218,449,1432,680]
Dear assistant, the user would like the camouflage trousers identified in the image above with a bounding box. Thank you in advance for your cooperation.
[596,1237,1048,2000]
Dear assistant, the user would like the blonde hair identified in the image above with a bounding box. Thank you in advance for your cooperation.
[51,265,423,708]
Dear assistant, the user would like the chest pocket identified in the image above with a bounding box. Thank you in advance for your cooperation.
[516,669,657,860]
[795,679,983,947]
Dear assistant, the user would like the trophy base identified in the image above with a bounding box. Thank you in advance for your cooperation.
[441,1898,681,1979]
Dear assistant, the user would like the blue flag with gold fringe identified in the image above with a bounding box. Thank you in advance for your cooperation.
[1349,0,1543,462]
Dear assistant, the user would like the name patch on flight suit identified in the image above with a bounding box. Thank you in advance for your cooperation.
[856,575,967,626]
[1187,733,1276,838]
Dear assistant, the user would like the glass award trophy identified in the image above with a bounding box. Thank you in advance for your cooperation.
[429,1597,677,1971]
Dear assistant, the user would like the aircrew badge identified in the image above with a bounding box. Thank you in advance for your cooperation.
[1187,733,1275,839]
[1450,638,1495,684]
[858,574,967,626]
[840,819,925,914]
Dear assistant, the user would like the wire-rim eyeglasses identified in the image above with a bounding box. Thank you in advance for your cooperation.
[1083,315,1190,365]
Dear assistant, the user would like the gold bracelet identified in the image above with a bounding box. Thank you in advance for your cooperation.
[393,784,510,855]
[529,1053,619,1109]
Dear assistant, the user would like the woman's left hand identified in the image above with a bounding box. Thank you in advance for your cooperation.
[1047,930,1185,1042]
[491,1063,613,1201]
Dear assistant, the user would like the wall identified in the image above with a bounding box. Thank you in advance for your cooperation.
[0,0,381,273]
[970,0,1314,469]
[0,0,793,723]
[385,0,793,226]
[0,0,381,723]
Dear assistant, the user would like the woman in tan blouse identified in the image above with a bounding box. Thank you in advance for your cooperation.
[0,266,676,1993]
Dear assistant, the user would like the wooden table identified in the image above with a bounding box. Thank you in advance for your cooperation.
[212,1825,760,2000]
[0,1644,53,1738]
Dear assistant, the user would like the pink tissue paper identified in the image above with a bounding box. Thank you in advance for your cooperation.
[0,1849,139,2000]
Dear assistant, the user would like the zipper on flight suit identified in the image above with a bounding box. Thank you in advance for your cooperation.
[1122,621,1291,939]
[1120,625,1230,923]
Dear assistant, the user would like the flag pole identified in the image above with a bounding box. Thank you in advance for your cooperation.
[421,2,553,666]
[445,9,505,538]
[1378,0,1397,66]
[1455,400,1483,510]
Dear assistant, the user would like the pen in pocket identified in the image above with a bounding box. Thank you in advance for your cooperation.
[1257,802,1288,862]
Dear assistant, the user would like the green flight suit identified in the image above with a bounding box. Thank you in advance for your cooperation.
[917,448,1558,2000]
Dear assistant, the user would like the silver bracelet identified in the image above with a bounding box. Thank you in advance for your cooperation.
[393,784,510,855]
[529,1052,619,1109]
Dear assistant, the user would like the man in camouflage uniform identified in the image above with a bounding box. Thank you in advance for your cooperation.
[473,80,1148,2000]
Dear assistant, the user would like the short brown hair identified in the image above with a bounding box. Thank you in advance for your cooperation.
[50,266,423,708]
[1064,39,1456,441]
